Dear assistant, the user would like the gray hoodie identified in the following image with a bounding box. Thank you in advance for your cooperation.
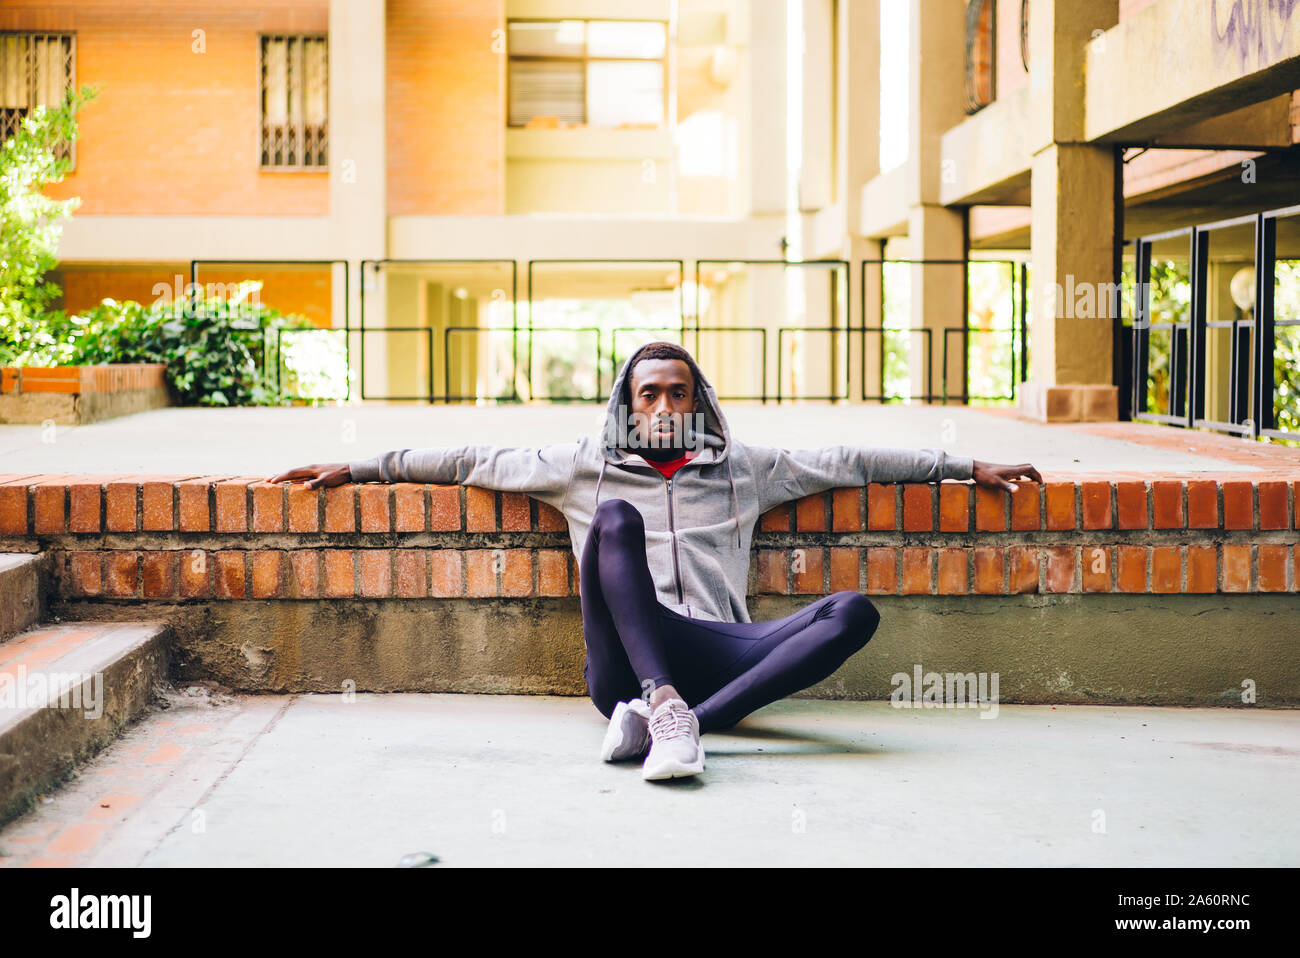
[347,342,974,624]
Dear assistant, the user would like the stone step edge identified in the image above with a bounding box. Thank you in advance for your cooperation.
[0,552,48,644]
[0,620,171,827]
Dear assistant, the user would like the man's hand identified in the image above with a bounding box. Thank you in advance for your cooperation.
[971,459,1043,492]
[265,463,353,489]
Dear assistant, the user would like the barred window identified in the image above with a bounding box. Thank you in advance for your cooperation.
[0,32,76,165]
[507,19,667,128]
[260,34,327,169]
[964,0,996,114]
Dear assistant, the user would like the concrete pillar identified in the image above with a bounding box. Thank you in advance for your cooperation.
[329,0,386,401]
[837,0,880,218]
[906,0,967,403]
[1021,0,1121,421]
[851,235,885,401]
[1025,143,1116,418]
[908,204,966,402]
[906,0,965,209]
[748,0,788,218]
[382,273,424,400]
[743,0,790,400]
[834,0,882,402]
[360,265,394,401]
[800,0,834,211]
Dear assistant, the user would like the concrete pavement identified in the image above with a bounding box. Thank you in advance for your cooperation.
[1,688,1295,867]
[3,402,1297,477]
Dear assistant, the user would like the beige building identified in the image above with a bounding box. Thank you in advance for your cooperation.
[6,0,1299,437]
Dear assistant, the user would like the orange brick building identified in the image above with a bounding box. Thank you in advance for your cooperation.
[3,0,1299,429]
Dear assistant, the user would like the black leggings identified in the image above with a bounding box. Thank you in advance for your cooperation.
[580,498,882,734]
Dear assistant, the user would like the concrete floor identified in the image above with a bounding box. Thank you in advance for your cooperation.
[2,689,1296,867]
[2,402,1297,477]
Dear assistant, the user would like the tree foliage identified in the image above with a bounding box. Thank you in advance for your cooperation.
[0,85,99,364]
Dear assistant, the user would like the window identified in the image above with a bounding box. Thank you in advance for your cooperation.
[507,19,667,129]
[963,0,996,114]
[260,35,327,169]
[0,32,76,165]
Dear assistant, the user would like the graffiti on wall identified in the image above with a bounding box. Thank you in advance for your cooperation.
[1211,0,1298,73]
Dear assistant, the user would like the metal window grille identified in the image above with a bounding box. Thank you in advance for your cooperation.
[260,34,328,169]
[0,32,76,166]
[964,0,996,114]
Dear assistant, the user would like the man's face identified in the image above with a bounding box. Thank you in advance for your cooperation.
[626,358,699,462]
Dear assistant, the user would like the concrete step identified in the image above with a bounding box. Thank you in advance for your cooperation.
[0,619,171,825]
[0,553,47,644]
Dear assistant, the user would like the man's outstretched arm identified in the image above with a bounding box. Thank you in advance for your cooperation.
[739,441,1042,514]
[267,442,580,511]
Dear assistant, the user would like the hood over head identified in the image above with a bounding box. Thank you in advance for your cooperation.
[600,341,731,466]
[595,341,742,547]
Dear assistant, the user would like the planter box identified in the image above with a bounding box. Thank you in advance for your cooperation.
[0,363,171,425]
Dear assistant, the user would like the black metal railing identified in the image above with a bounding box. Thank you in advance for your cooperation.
[531,259,685,402]
[190,259,350,402]
[170,237,1300,448]
[864,258,1026,403]
[359,259,518,402]
[186,256,1032,411]
[1122,204,1300,442]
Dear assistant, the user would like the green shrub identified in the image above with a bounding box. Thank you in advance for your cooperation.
[47,285,327,406]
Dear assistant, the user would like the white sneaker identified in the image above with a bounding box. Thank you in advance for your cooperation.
[600,698,653,762]
[642,698,705,780]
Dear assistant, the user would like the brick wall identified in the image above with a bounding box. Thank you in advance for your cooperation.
[54,265,188,316]
[55,264,334,327]
[184,264,335,327]
[1,476,1297,600]
[754,480,1297,595]
[2,0,329,216]
[386,0,505,215]
[1,364,166,395]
